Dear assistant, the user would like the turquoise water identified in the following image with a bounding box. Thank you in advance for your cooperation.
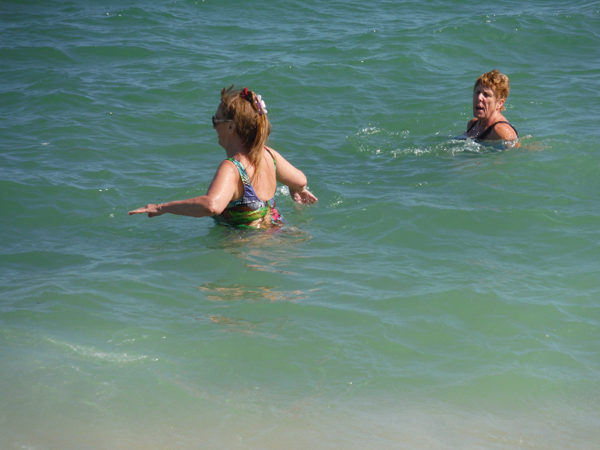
[1,1,600,448]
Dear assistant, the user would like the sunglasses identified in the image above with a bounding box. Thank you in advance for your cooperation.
[212,115,233,127]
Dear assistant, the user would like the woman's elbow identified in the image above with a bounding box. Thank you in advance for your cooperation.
[204,199,224,216]
[293,172,308,190]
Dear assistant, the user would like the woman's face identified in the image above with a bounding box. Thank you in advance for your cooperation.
[472,83,505,120]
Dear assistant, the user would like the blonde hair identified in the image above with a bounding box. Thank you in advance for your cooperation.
[220,85,271,175]
[474,70,510,111]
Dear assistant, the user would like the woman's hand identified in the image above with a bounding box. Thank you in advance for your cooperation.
[128,160,240,219]
[128,204,165,218]
[290,187,318,204]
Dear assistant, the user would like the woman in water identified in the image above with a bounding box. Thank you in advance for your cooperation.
[129,86,317,228]
[457,69,519,144]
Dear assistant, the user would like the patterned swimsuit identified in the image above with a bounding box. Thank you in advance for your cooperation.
[213,156,282,228]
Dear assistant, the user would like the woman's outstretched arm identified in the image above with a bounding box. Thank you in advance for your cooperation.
[128,160,240,218]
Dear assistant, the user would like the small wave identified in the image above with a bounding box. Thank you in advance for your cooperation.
[46,337,149,363]
[349,124,492,157]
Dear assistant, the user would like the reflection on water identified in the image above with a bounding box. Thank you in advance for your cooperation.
[209,222,313,249]
[199,281,317,303]
[206,220,314,274]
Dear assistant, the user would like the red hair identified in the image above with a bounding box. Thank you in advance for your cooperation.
[474,70,510,111]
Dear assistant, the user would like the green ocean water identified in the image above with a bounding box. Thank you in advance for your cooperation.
[1,1,600,448]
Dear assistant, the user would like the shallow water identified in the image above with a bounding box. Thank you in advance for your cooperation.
[1,1,600,448]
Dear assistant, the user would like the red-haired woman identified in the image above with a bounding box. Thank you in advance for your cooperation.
[457,70,519,144]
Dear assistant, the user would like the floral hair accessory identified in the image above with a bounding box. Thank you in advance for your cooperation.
[255,94,267,115]
[240,87,250,100]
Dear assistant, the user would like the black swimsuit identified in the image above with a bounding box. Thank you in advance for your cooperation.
[463,120,518,142]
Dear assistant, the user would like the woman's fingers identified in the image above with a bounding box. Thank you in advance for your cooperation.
[128,204,163,216]
[291,189,318,204]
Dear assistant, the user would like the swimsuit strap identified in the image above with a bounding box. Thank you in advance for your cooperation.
[228,148,276,182]
[226,157,263,206]
[477,121,519,141]
[227,157,252,187]
[494,121,518,138]
[264,147,277,172]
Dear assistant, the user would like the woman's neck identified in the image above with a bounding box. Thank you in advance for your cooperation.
[223,135,250,160]
[478,111,503,129]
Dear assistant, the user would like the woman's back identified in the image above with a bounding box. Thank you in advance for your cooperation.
[230,151,277,202]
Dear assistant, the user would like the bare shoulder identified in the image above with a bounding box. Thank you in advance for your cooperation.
[265,146,289,167]
[493,122,518,140]
[265,146,282,159]
[217,158,238,172]
[211,158,240,183]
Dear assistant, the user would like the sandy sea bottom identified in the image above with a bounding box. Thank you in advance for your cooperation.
[4,391,599,449]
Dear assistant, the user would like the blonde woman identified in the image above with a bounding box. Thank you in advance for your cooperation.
[129,86,317,228]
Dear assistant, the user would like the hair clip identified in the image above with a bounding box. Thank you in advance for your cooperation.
[255,94,267,115]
